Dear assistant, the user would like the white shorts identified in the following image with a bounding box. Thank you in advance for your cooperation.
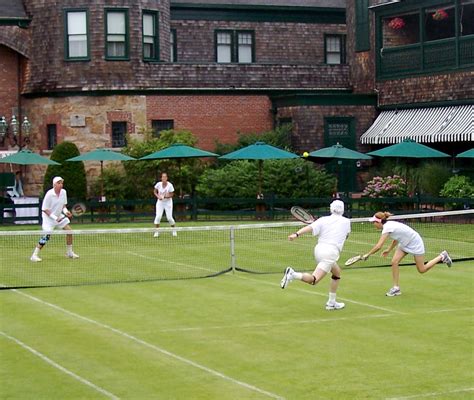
[42,215,70,232]
[313,243,340,274]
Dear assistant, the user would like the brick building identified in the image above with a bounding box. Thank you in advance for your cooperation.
[0,0,472,195]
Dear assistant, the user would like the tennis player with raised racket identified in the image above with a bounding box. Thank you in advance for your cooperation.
[281,200,350,311]
[30,176,79,262]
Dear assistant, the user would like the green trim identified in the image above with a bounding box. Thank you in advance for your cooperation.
[215,29,255,63]
[170,4,345,24]
[170,29,178,62]
[64,9,90,62]
[0,18,30,28]
[142,10,160,62]
[23,88,355,99]
[272,93,377,108]
[104,8,130,60]
[377,98,474,110]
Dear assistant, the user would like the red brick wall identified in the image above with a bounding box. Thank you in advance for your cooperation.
[147,95,273,150]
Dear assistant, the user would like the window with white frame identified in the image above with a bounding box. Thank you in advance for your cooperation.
[237,32,253,63]
[106,10,128,59]
[65,10,88,59]
[325,34,346,64]
[216,31,232,63]
[143,12,158,60]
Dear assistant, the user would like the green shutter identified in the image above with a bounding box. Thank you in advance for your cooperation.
[355,0,370,52]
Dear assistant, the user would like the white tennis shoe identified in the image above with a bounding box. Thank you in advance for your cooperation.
[172,231,177,237]
[67,252,79,259]
[153,231,160,237]
[386,287,401,297]
[280,267,294,289]
[325,301,345,311]
[30,255,42,262]
[440,250,452,267]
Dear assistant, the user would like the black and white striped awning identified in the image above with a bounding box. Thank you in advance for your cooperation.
[361,105,474,144]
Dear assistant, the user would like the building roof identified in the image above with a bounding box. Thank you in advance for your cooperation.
[0,0,27,19]
[172,0,346,9]
[361,105,474,144]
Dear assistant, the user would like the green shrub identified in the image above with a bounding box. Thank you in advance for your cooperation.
[196,158,336,198]
[43,141,87,200]
[417,161,452,195]
[440,175,474,198]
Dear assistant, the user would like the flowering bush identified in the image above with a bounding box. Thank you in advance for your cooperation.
[440,176,474,198]
[362,175,407,198]
[388,17,405,30]
[432,9,448,21]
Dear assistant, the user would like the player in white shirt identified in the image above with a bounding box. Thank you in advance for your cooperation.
[362,211,452,297]
[153,172,177,237]
[30,176,79,262]
[280,200,351,311]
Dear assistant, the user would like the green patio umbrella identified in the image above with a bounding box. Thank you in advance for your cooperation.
[308,143,372,160]
[367,139,450,158]
[456,148,474,158]
[140,143,219,196]
[220,141,299,196]
[0,149,60,165]
[67,148,136,198]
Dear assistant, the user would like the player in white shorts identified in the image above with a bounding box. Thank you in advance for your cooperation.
[280,200,351,311]
[153,172,177,237]
[362,211,452,297]
[30,176,79,262]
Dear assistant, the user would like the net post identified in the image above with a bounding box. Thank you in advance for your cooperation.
[230,225,236,274]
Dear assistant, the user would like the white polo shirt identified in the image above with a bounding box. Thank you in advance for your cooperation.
[310,214,351,253]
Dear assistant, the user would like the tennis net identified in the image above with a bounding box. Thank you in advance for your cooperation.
[1,210,472,289]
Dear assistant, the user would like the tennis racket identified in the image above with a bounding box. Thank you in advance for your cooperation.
[71,202,87,217]
[290,206,317,224]
[344,255,364,266]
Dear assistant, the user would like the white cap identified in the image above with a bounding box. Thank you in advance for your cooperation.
[53,176,64,185]
[330,200,344,215]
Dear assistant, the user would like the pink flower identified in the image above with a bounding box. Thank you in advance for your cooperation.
[432,9,448,21]
[388,17,405,30]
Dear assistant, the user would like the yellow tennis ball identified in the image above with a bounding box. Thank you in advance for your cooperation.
[303,152,309,158]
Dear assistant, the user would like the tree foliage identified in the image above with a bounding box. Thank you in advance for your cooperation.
[43,141,87,200]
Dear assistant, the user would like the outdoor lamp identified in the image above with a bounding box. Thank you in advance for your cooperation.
[10,115,18,137]
[0,116,7,139]
[22,116,31,137]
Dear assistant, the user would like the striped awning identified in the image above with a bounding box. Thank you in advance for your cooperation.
[361,105,474,144]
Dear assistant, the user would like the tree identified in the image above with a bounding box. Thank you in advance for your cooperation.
[43,142,87,200]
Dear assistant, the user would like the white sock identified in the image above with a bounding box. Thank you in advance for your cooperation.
[33,248,39,257]
[67,245,73,255]
[292,272,303,280]
[328,292,337,303]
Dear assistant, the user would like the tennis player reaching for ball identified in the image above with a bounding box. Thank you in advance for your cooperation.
[153,172,177,237]
[30,176,79,262]
[281,200,351,311]
[362,211,452,297]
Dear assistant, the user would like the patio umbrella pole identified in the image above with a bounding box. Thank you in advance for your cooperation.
[258,159,263,198]
[100,160,104,201]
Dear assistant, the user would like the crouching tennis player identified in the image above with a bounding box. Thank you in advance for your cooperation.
[280,200,351,311]
[30,176,79,262]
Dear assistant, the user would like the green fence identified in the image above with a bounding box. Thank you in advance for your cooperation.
[1,195,472,225]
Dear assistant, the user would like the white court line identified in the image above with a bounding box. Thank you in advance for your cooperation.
[0,331,119,400]
[385,387,474,399]
[160,313,392,332]
[10,289,285,400]
[237,275,406,314]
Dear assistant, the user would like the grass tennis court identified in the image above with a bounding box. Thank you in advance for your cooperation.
[1,217,473,399]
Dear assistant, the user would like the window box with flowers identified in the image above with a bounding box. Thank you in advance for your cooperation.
[432,9,449,21]
[388,17,405,30]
